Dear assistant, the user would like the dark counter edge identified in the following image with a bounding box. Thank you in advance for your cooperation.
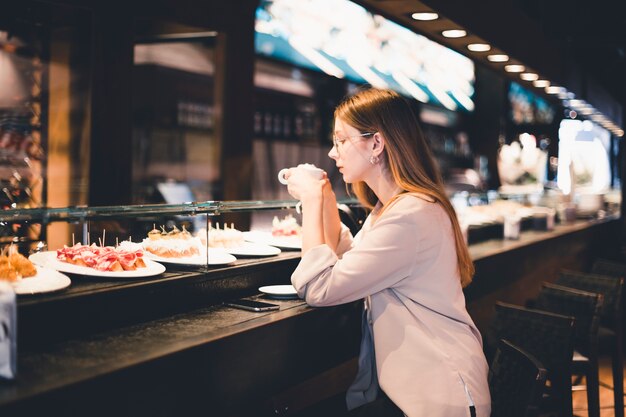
[1,297,362,416]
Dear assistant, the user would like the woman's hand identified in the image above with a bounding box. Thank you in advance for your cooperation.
[285,167,327,201]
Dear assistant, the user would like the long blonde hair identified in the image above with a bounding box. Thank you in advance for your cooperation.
[335,88,474,287]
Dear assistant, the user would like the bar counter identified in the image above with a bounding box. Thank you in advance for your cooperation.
[0,215,620,416]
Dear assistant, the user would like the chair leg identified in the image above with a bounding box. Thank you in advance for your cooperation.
[586,360,601,417]
[613,338,625,417]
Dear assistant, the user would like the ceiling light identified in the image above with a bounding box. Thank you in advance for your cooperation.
[467,43,490,52]
[532,80,550,88]
[411,12,439,21]
[441,30,467,38]
[579,108,594,115]
[520,73,539,81]
[545,86,563,94]
[487,54,509,62]
[504,64,525,73]
[616,129,624,137]
[557,91,570,99]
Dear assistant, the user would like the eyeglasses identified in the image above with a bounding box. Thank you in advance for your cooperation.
[332,132,376,150]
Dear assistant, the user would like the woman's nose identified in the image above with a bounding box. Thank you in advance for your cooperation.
[328,146,338,159]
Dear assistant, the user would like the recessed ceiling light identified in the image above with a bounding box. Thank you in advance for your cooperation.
[467,43,491,52]
[579,108,594,115]
[441,30,467,38]
[520,73,539,81]
[545,86,562,94]
[616,129,624,137]
[487,54,509,62]
[411,12,439,21]
[504,64,525,73]
[532,80,550,88]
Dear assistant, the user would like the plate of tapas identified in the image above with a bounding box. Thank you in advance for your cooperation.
[0,251,72,294]
[29,243,165,278]
[195,222,281,258]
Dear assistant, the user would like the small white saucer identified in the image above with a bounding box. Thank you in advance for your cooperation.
[259,284,299,300]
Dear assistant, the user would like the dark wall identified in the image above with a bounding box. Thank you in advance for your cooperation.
[467,65,507,189]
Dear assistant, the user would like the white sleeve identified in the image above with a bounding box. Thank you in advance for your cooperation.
[291,209,417,306]
[335,222,354,258]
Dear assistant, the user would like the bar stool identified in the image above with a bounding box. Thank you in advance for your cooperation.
[535,283,604,417]
[489,339,547,417]
[490,301,576,417]
[557,270,624,417]
[592,258,626,279]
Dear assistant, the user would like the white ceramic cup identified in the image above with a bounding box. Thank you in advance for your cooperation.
[277,164,324,185]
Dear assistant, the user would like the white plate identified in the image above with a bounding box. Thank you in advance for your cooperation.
[259,284,300,300]
[144,249,237,266]
[29,251,166,278]
[243,231,301,250]
[224,242,281,257]
[12,266,71,295]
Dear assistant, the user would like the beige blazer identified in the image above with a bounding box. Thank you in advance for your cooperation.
[291,195,491,417]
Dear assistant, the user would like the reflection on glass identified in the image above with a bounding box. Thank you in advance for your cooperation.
[1,2,91,252]
[132,30,218,205]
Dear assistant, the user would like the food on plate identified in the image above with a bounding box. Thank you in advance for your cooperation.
[142,225,202,258]
[0,250,37,282]
[272,214,301,237]
[206,222,245,248]
[57,242,147,271]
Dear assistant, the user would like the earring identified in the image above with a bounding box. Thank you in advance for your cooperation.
[369,155,380,165]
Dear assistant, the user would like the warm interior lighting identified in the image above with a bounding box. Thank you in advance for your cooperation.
[411,12,438,21]
[520,73,539,81]
[504,64,525,73]
[487,54,509,62]
[467,43,490,52]
[441,29,467,38]
[616,129,624,137]
[532,80,550,88]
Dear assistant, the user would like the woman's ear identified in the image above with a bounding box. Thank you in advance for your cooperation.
[372,132,385,157]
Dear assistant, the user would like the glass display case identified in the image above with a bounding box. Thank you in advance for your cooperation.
[0,198,368,294]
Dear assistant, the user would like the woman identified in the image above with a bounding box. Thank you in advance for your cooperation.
[283,88,490,417]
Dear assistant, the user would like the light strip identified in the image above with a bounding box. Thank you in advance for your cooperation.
[391,72,429,103]
[427,85,458,111]
[288,37,345,79]
[346,57,388,89]
[450,89,475,111]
